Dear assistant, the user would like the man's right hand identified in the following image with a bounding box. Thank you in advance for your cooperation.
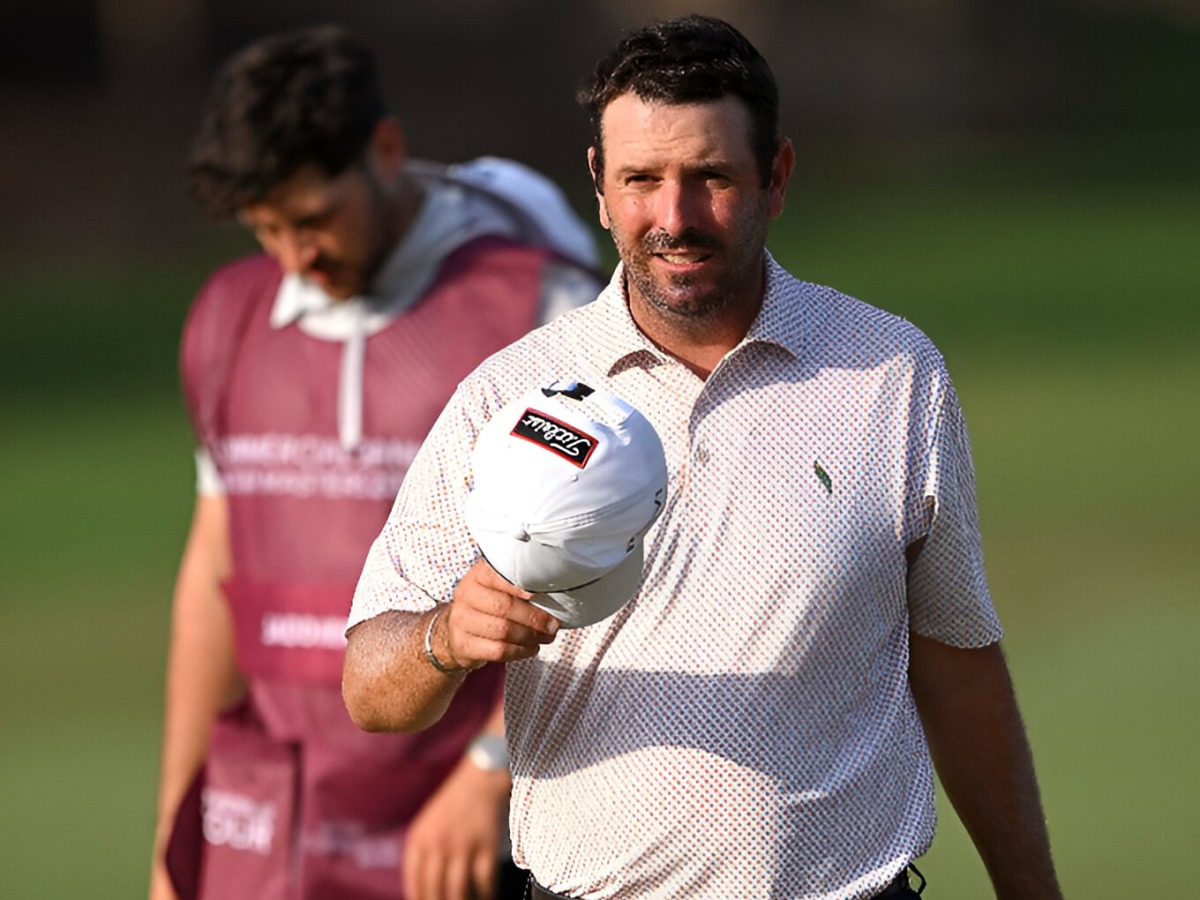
[345,559,559,733]
[433,559,561,671]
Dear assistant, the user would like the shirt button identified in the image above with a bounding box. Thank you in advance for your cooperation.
[694,444,709,464]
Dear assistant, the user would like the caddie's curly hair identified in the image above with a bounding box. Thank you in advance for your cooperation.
[187,25,386,219]
[577,15,780,190]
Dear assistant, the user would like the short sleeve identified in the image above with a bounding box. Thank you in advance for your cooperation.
[906,381,1004,647]
[194,446,224,495]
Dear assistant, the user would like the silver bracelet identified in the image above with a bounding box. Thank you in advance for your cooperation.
[423,607,466,674]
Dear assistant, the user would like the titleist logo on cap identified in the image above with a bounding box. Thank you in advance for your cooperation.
[512,409,597,467]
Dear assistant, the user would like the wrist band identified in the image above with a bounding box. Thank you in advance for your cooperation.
[423,607,466,674]
[466,733,510,772]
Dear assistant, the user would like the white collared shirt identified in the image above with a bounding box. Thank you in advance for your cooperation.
[350,253,1002,899]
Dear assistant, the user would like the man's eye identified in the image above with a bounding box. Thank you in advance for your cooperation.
[295,212,330,231]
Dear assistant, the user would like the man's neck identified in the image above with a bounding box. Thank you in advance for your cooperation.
[389,172,426,248]
[355,173,425,299]
[640,322,747,381]
[624,271,765,381]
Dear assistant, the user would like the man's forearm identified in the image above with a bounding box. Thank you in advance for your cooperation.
[343,608,470,733]
[909,635,1062,900]
[152,494,244,899]
[344,559,561,733]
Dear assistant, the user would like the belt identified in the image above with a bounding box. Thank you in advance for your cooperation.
[876,867,917,897]
[528,866,922,899]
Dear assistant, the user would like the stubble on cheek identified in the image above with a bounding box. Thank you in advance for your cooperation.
[608,220,726,316]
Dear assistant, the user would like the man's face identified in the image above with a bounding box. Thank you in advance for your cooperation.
[239,163,396,300]
[592,93,790,326]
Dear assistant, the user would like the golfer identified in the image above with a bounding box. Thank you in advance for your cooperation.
[343,15,1062,900]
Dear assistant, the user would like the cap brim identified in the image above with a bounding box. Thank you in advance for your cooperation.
[529,541,646,629]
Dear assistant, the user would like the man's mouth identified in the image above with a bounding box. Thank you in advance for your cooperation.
[305,260,347,288]
[657,251,712,265]
[644,229,720,267]
[303,265,358,299]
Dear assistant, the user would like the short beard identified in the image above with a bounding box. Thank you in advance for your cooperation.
[618,227,734,322]
[343,166,405,298]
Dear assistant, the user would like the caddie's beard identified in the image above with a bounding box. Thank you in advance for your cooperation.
[354,169,406,296]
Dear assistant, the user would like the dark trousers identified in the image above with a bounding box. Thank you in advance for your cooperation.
[498,861,532,900]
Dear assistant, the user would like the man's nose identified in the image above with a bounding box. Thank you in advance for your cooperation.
[272,228,319,274]
[655,180,704,236]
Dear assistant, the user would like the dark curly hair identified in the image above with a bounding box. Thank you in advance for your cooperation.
[187,25,386,219]
[577,15,780,190]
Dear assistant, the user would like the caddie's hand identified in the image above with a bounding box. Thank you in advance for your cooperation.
[402,754,511,900]
[439,559,559,668]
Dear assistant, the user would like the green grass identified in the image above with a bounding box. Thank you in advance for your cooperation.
[0,400,190,898]
[918,356,1199,895]
[2,142,1196,897]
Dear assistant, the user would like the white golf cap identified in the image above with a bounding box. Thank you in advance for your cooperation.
[464,380,668,628]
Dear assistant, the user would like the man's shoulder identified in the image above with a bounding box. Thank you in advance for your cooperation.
[512,282,607,338]
[774,263,944,370]
[824,284,932,345]
[464,294,609,389]
[432,235,587,300]
[414,156,600,271]
[182,255,281,344]
[181,254,281,374]
[190,254,283,320]
[202,253,282,293]
[442,233,554,268]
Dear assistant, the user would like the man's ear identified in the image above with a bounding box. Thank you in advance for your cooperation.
[367,117,407,183]
[587,146,610,230]
[768,137,795,219]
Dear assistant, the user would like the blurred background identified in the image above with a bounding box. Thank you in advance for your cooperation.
[1,0,1196,896]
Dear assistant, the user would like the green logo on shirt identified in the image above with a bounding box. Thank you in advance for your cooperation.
[814,461,832,495]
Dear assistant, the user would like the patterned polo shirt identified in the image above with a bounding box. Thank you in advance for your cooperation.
[350,252,1003,899]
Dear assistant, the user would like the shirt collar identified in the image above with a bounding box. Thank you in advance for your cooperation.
[743,250,809,359]
[589,264,665,376]
[591,249,809,376]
